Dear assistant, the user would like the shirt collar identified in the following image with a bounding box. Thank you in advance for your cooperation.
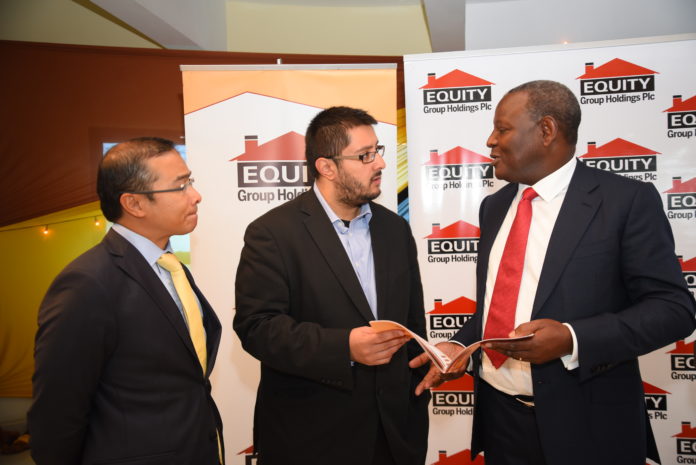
[111,223,173,266]
[313,182,372,229]
[518,156,577,202]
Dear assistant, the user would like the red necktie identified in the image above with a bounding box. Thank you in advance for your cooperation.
[483,187,539,368]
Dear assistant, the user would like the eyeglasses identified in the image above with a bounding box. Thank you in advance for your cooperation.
[330,145,385,164]
[124,178,195,195]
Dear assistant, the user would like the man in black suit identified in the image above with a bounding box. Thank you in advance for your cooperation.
[234,106,429,465]
[412,80,696,465]
[29,137,224,465]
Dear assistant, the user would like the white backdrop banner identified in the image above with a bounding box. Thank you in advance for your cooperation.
[404,35,696,465]
[181,64,397,464]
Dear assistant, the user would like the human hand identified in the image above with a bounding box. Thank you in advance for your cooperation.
[349,327,409,366]
[484,318,572,365]
[409,342,466,396]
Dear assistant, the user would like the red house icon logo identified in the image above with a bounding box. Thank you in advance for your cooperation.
[679,256,696,292]
[432,374,476,409]
[664,177,696,212]
[674,422,696,457]
[664,94,696,131]
[231,132,309,188]
[668,340,695,373]
[430,448,485,465]
[425,147,493,182]
[426,221,480,261]
[429,296,476,331]
[577,58,658,96]
[421,70,494,106]
[237,445,257,465]
[578,138,660,175]
[643,381,669,413]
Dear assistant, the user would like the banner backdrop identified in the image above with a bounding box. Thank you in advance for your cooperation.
[404,35,696,465]
[181,64,397,464]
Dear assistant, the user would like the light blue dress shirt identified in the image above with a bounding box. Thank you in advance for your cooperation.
[313,184,378,318]
[111,223,202,326]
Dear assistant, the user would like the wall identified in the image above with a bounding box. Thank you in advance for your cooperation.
[226,1,432,55]
[466,0,696,50]
[0,0,159,48]
[0,202,106,397]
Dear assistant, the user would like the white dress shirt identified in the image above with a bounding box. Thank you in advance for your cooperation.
[480,157,580,396]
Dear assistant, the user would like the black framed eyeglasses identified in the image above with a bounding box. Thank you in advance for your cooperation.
[330,145,385,164]
[124,178,195,195]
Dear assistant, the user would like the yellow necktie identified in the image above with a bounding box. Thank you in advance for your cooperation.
[157,253,207,374]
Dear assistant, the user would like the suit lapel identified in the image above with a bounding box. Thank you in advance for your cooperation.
[301,190,375,323]
[185,266,222,376]
[532,162,602,316]
[477,184,518,316]
[104,230,204,373]
[369,206,389,320]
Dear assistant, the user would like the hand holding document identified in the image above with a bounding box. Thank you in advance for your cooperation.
[370,320,534,373]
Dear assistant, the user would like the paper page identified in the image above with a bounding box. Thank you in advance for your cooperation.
[369,320,534,372]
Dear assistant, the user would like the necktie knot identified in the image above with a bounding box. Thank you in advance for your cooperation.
[157,253,183,273]
[522,187,539,202]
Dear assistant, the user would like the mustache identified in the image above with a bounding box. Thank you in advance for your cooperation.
[371,171,382,181]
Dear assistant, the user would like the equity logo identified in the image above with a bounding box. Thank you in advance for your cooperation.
[679,256,696,299]
[578,138,659,182]
[238,445,258,465]
[425,221,480,265]
[421,70,494,114]
[230,132,310,204]
[430,448,484,465]
[577,58,657,105]
[664,94,696,139]
[428,297,476,340]
[668,340,695,381]
[674,422,696,458]
[643,381,669,420]
[664,177,696,220]
[424,147,494,190]
[432,375,475,415]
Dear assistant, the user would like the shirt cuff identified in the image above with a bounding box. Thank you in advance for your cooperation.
[561,323,579,370]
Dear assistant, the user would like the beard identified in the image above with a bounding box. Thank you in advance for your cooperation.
[335,169,381,208]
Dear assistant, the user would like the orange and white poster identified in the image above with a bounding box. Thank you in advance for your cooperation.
[181,64,397,464]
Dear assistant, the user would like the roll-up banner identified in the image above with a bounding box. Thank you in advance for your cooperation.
[404,35,695,464]
[181,64,397,464]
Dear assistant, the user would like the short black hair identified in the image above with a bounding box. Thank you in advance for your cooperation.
[507,80,581,145]
[305,106,377,180]
[97,137,176,222]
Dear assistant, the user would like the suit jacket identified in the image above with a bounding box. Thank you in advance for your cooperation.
[29,229,224,465]
[234,189,430,465]
[452,161,696,465]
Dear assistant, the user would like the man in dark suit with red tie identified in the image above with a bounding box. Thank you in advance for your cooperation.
[412,80,696,465]
[29,137,224,465]
[234,106,429,465]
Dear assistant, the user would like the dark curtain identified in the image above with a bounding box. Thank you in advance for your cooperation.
[0,40,403,227]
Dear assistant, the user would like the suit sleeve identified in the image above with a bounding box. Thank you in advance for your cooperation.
[404,219,428,363]
[28,269,116,465]
[572,181,696,380]
[234,219,353,387]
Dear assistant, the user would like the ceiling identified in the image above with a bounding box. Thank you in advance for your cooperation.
[89,0,467,52]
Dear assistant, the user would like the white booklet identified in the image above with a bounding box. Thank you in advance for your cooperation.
[369,319,534,373]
